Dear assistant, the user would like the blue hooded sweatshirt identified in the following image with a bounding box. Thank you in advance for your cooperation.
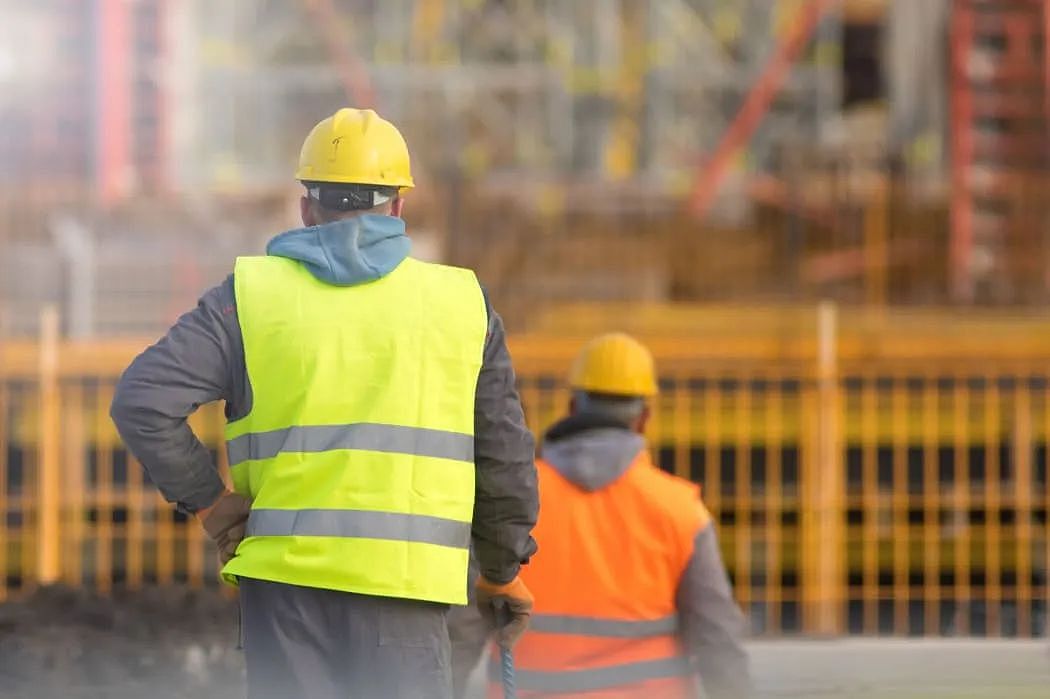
[265,214,411,286]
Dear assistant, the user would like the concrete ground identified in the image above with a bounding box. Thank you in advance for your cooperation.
[2,587,1046,698]
[747,639,1049,698]
[467,639,1050,698]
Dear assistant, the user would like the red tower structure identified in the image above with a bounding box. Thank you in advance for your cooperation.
[0,0,171,212]
[950,0,1050,301]
[97,0,171,204]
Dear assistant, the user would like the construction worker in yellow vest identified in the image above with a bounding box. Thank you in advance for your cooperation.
[111,108,539,699]
[449,333,750,698]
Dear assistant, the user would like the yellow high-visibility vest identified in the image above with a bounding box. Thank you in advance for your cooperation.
[221,255,487,605]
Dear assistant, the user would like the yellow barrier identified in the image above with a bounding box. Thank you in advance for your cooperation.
[1,305,1048,638]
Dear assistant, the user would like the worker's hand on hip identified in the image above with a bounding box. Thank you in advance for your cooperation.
[197,490,252,565]
[475,575,534,648]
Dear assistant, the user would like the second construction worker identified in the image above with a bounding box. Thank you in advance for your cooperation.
[453,333,750,698]
[111,108,538,699]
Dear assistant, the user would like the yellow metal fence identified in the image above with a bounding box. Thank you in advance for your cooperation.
[1,307,1048,638]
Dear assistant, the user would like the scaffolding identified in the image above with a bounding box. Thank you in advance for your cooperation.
[180,0,843,210]
[13,1,987,337]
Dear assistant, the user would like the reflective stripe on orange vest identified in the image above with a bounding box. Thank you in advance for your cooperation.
[489,656,693,694]
[530,613,678,638]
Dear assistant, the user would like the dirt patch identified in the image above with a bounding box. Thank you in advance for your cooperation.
[0,585,244,699]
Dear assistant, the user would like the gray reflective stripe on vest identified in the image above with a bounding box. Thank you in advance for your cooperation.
[246,508,471,549]
[530,614,678,638]
[490,657,693,693]
[226,423,474,467]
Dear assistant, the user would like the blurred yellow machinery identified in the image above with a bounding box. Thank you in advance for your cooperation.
[1,304,1048,638]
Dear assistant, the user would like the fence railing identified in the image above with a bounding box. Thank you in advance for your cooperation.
[1,305,1048,637]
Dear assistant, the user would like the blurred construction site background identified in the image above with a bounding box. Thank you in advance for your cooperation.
[1,0,1050,695]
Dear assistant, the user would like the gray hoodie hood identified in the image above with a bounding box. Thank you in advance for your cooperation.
[265,214,410,286]
[541,427,646,492]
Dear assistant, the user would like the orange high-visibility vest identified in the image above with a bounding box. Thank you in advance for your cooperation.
[491,448,711,698]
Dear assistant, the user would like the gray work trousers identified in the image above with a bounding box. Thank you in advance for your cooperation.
[240,577,453,699]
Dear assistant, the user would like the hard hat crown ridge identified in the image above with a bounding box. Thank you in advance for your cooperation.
[295,108,414,190]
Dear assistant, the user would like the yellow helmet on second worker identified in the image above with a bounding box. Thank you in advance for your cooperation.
[295,108,415,189]
[569,332,658,397]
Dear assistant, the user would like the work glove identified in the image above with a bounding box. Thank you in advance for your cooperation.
[475,575,534,648]
[198,491,252,565]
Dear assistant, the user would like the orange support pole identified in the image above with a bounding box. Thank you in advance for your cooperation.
[811,300,843,634]
[37,306,61,585]
[688,0,839,219]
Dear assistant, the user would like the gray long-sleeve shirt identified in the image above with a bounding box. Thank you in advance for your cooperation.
[111,268,538,585]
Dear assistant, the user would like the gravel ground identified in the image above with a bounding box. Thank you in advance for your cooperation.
[0,586,242,699]
[1,587,1047,699]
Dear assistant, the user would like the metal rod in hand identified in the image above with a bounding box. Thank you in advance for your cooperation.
[499,643,516,699]
[495,601,517,699]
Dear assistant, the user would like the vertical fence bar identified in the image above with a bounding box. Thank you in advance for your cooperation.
[1014,378,1033,637]
[801,361,816,633]
[95,383,114,593]
[768,375,784,633]
[736,373,753,619]
[0,364,7,601]
[1043,378,1050,634]
[862,371,878,632]
[707,371,734,607]
[36,306,61,585]
[650,377,667,475]
[892,376,908,634]
[953,374,971,634]
[923,374,940,635]
[706,375,723,512]
[673,373,691,481]
[985,377,1001,635]
[21,384,38,588]
[63,382,86,587]
[127,451,145,589]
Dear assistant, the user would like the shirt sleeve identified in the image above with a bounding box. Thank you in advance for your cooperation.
[109,276,245,512]
[470,293,539,584]
[677,522,753,699]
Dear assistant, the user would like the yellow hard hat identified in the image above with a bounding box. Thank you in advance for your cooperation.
[569,333,658,397]
[295,108,415,190]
